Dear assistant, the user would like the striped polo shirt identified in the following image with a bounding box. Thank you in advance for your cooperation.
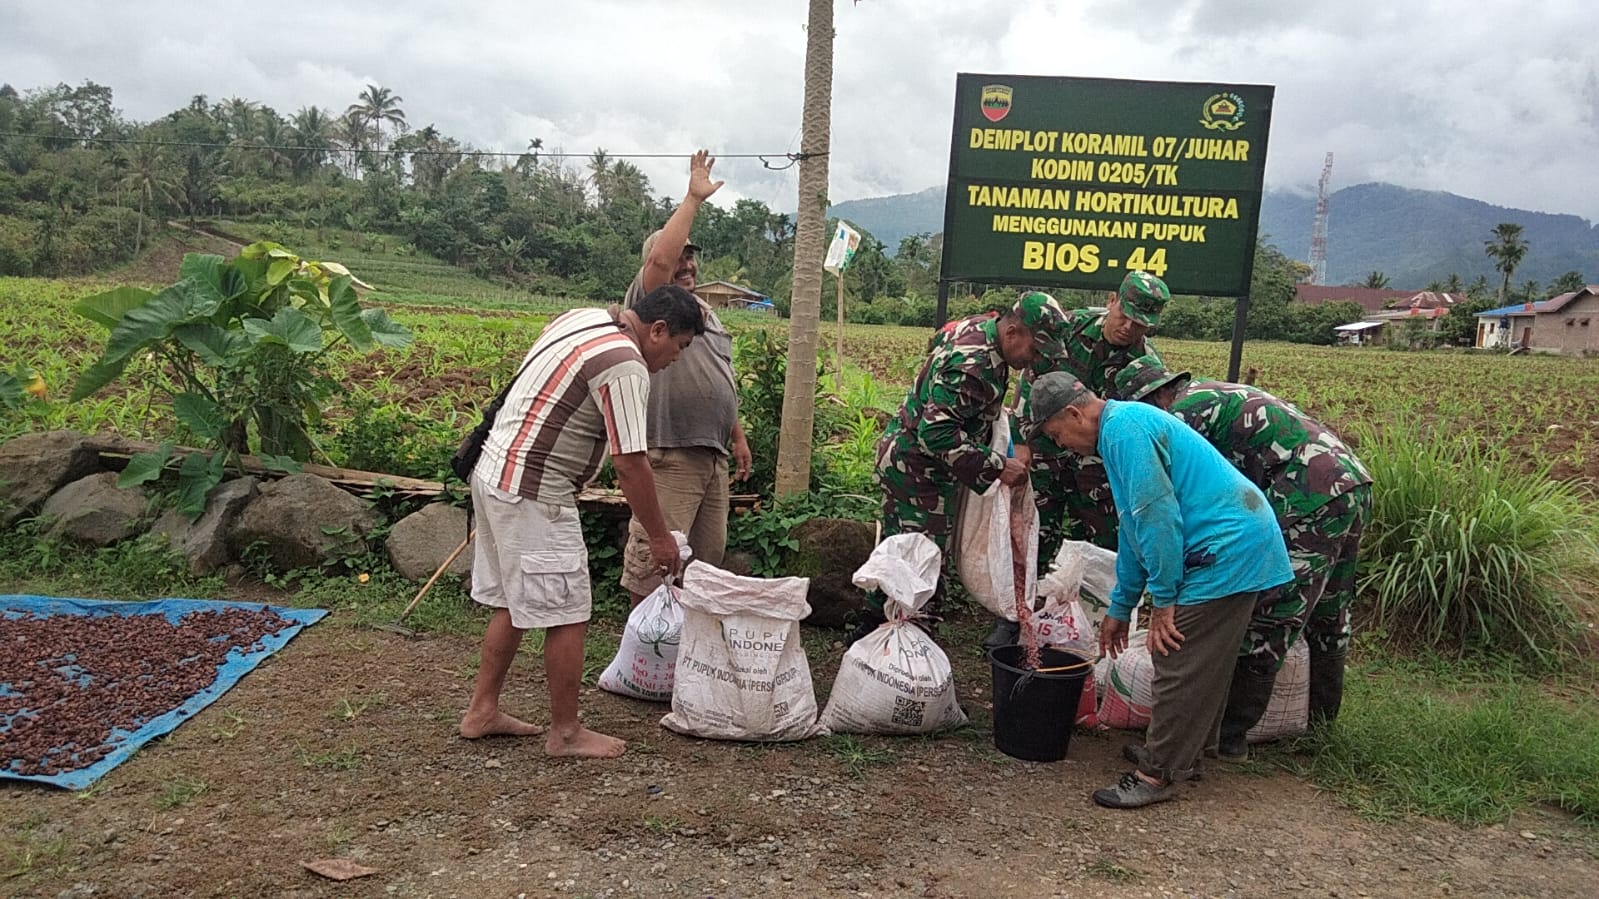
[476,308,650,505]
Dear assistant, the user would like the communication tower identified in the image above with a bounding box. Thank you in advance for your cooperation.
[1309,152,1333,285]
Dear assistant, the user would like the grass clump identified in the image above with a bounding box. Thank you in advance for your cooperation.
[1356,420,1598,665]
[1296,656,1599,825]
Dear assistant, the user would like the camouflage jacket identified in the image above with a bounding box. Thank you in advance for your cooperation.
[883,314,1010,490]
[1017,308,1160,441]
[1170,380,1373,523]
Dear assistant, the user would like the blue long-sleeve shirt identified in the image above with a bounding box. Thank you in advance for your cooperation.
[1099,400,1293,621]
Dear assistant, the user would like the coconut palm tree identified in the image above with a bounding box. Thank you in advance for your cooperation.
[120,141,176,255]
[587,148,610,205]
[1361,271,1390,289]
[1484,222,1529,301]
[347,84,407,154]
[220,97,259,141]
[774,0,836,496]
[335,110,373,177]
[289,106,334,179]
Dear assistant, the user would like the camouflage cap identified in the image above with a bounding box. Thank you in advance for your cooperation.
[1013,290,1067,358]
[1114,354,1191,403]
[1117,271,1171,327]
[1030,372,1093,424]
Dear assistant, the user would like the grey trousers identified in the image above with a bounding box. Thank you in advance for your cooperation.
[1139,592,1260,783]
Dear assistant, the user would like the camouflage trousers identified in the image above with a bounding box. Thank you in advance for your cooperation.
[1030,439,1118,568]
[1238,483,1373,675]
[869,430,961,614]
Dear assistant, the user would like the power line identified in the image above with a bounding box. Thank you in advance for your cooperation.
[0,131,820,170]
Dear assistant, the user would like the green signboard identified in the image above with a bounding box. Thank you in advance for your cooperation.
[939,74,1274,298]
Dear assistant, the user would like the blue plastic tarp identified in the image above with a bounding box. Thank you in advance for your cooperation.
[1,595,327,791]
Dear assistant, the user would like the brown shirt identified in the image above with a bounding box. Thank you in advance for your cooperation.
[623,272,738,454]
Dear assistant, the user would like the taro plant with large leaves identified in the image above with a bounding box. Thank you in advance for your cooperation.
[71,242,411,519]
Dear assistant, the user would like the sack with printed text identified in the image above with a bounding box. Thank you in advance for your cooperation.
[597,583,684,701]
[955,410,1038,621]
[1035,539,1120,727]
[660,561,825,742]
[598,532,690,701]
[820,534,967,735]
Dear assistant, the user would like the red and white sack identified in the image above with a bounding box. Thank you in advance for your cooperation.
[1247,637,1310,743]
[821,534,967,735]
[1031,596,1099,728]
[1097,632,1155,731]
[955,410,1038,621]
[597,583,683,702]
[661,561,825,742]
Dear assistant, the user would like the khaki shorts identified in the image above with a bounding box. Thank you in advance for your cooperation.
[621,446,729,595]
[470,477,591,630]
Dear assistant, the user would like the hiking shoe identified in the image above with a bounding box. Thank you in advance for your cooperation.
[1092,772,1178,809]
[982,618,1021,651]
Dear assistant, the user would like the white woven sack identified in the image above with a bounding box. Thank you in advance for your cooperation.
[597,583,683,702]
[1038,539,1120,620]
[955,411,1038,621]
[821,535,967,735]
[660,561,825,742]
[1247,637,1310,743]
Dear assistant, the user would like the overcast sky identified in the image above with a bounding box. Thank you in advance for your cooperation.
[5,0,1597,222]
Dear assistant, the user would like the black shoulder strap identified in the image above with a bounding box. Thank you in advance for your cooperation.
[493,318,623,404]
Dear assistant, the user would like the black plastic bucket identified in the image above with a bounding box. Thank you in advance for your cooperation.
[988,644,1090,762]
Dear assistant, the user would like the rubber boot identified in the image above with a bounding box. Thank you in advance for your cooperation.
[1308,647,1347,724]
[1217,663,1277,762]
[982,617,1020,651]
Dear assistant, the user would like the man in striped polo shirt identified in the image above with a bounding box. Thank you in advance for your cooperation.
[460,285,704,759]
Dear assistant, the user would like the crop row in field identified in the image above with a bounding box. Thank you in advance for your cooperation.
[5,275,1597,485]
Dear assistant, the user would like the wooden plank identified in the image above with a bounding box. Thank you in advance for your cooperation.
[82,436,761,511]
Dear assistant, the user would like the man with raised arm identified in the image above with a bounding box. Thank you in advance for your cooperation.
[619,150,754,606]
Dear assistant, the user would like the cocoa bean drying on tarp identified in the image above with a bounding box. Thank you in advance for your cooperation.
[1,607,293,776]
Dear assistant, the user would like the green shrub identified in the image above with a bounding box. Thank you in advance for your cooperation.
[1356,420,1597,664]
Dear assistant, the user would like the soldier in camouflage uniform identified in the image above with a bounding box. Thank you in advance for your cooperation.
[987,271,1169,649]
[847,292,1068,644]
[1115,356,1373,756]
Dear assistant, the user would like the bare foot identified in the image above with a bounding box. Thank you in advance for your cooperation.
[458,710,546,739]
[545,726,626,759]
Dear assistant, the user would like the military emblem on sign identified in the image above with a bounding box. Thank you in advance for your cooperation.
[980,84,1013,122]
[1200,92,1246,131]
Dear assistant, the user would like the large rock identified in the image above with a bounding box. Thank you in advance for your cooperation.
[788,518,877,628]
[0,430,101,526]
[150,477,260,575]
[41,472,148,546]
[386,503,473,582]
[228,474,381,571]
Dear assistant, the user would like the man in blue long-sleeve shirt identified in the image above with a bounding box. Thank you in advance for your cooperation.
[1029,372,1293,809]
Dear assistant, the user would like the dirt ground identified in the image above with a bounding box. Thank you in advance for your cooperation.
[4,607,1596,899]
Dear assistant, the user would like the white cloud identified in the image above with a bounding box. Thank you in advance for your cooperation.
[2,0,1595,220]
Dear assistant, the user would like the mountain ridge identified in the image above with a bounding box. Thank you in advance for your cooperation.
[827,183,1599,290]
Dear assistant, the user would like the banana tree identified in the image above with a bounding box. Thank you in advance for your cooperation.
[71,241,411,518]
